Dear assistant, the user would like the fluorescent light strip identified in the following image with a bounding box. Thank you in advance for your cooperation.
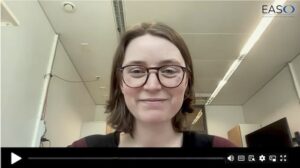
[192,109,203,125]
[205,80,227,105]
[205,0,287,105]
[240,17,274,56]
[223,59,242,81]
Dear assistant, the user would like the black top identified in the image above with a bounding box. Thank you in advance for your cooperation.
[69,131,236,148]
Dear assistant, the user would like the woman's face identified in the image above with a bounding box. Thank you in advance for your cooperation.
[121,34,188,124]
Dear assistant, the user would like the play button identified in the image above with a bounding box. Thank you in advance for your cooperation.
[11,153,22,165]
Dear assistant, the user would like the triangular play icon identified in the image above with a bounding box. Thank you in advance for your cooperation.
[11,152,22,165]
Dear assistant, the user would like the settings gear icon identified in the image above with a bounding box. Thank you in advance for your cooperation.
[259,155,266,162]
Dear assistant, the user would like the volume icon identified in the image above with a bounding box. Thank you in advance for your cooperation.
[227,155,234,162]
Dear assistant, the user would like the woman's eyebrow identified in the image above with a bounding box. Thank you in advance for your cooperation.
[123,61,146,66]
[158,59,182,65]
[123,59,182,66]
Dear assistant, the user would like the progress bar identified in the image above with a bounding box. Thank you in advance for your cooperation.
[28,157,224,160]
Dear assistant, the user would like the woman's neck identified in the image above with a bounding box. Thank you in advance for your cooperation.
[119,121,183,147]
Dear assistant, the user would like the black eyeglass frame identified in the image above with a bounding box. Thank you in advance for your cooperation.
[119,65,189,88]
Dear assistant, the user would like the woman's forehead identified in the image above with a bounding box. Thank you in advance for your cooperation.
[123,35,185,66]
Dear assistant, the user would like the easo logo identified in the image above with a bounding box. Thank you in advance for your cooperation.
[262,4,296,16]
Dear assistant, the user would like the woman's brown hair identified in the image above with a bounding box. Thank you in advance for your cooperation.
[106,22,195,135]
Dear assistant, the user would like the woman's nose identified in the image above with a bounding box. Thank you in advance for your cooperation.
[143,72,162,90]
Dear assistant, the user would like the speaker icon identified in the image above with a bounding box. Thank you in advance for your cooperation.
[227,155,234,162]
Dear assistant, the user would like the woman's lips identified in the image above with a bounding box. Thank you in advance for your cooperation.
[139,98,168,101]
[138,98,168,108]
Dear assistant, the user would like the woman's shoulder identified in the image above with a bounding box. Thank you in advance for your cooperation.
[68,132,118,147]
[183,131,236,147]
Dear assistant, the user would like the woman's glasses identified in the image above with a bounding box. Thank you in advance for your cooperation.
[120,65,188,88]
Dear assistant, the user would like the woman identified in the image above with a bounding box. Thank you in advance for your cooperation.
[69,22,235,147]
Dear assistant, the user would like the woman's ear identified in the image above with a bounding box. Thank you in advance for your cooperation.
[120,82,125,94]
[184,85,190,100]
[184,90,188,100]
[185,78,189,86]
[184,75,189,88]
[184,77,191,99]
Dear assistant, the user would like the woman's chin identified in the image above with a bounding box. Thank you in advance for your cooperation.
[137,113,172,123]
[141,118,166,123]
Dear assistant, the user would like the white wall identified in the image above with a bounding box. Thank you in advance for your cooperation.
[78,105,109,137]
[290,54,300,101]
[243,55,300,137]
[0,54,1,148]
[95,105,108,121]
[1,1,56,147]
[291,54,300,87]
[80,121,107,138]
[205,106,245,139]
[43,42,96,147]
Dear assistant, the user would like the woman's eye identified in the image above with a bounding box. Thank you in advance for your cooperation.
[161,68,177,74]
[129,69,145,74]
[126,67,146,78]
[165,69,176,73]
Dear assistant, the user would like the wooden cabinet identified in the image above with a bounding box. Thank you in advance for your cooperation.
[228,125,243,147]
[228,124,261,147]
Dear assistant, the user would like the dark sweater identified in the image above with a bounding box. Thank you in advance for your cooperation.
[69,131,236,148]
